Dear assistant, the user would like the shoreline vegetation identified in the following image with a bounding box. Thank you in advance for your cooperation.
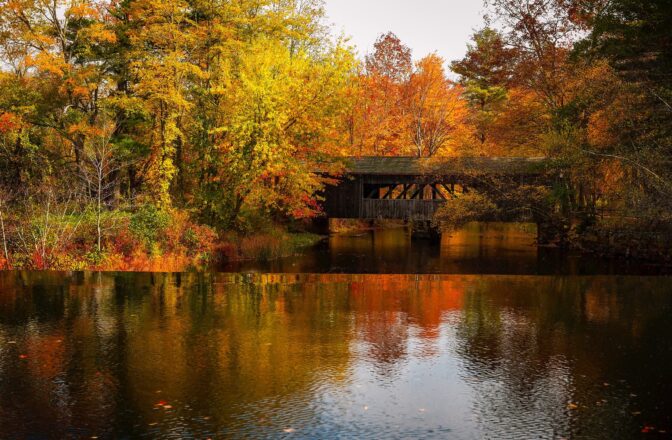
[0,202,324,272]
[1,0,671,271]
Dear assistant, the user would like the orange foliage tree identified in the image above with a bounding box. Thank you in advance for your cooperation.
[348,34,470,158]
[406,54,470,157]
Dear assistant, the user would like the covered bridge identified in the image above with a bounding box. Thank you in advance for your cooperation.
[322,156,555,221]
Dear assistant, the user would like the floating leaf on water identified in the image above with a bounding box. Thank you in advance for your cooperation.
[567,403,579,410]
[18,354,28,359]
[283,428,295,433]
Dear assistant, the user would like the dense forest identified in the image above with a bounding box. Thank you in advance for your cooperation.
[0,0,670,270]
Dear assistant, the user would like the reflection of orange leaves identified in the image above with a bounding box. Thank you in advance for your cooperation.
[350,275,465,334]
[25,335,66,379]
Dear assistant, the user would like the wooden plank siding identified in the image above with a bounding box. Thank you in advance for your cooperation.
[323,177,363,218]
[320,157,558,221]
[362,199,445,221]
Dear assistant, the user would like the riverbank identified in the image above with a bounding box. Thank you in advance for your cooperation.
[0,204,324,272]
[0,230,324,273]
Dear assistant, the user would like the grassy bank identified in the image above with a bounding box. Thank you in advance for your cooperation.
[0,204,324,272]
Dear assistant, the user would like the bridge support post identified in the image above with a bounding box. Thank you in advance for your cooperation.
[307,216,330,235]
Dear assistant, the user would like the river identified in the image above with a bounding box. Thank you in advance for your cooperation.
[1,223,671,439]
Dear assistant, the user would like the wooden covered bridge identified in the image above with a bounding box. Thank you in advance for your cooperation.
[322,157,554,222]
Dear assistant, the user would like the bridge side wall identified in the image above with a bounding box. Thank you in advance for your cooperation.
[361,199,444,221]
[323,176,363,218]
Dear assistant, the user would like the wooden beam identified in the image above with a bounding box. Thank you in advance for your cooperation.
[410,184,425,200]
[441,184,458,199]
[396,184,411,200]
[432,184,447,200]
[380,185,395,200]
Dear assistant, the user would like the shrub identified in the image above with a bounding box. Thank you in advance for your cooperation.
[433,192,499,231]
[129,204,171,249]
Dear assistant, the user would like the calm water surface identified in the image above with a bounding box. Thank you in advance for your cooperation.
[223,223,670,275]
[1,224,672,439]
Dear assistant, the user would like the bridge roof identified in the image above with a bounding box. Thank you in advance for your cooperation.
[343,156,553,176]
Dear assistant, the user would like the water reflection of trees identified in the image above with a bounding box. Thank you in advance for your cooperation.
[1,273,672,438]
[455,276,672,438]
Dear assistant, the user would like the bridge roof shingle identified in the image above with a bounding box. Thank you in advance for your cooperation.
[343,156,553,176]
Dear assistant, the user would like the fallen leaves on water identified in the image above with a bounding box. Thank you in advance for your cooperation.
[154,400,173,410]
[18,354,28,359]
[283,428,295,433]
[567,403,579,410]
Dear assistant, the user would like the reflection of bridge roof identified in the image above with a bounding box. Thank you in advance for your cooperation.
[344,156,552,176]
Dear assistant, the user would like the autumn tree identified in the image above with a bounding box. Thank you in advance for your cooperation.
[209,39,354,229]
[365,32,412,82]
[451,29,513,150]
[405,54,468,157]
[0,0,361,265]
[0,0,117,171]
[348,32,412,156]
[486,0,578,111]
